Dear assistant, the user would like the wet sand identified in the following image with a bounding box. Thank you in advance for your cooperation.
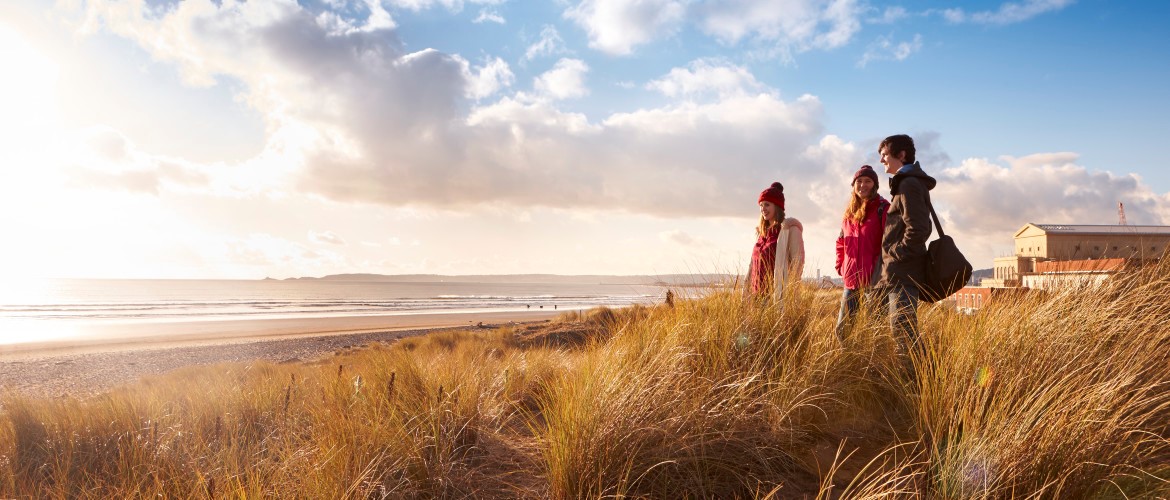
[0,311,558,400]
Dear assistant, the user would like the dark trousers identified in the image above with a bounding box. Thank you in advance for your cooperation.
[887,285,920,353]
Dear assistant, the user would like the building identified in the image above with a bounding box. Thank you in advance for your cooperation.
[1012,223,1170,260]
[954,222,1170,312]
[1022,257,1128,289]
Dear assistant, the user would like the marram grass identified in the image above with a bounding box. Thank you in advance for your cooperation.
[4,263,1170,498]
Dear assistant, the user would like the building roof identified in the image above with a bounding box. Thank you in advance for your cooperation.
[1016,223,1170,237]
[1034,258,1127,273]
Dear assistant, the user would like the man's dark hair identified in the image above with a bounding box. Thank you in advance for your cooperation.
[880,134,916,164]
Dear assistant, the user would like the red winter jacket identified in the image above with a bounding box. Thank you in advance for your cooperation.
[835,196,889,290]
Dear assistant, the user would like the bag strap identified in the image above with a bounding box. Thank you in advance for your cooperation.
[924,189,946,238]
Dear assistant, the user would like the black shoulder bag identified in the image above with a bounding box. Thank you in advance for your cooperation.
[919,192,974,303]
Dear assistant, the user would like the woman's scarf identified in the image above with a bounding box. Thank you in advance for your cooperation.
[750,225,780,294]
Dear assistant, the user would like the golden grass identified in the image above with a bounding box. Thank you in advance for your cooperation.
[4,262,1170,498]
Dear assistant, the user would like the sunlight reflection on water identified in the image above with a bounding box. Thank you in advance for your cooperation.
[0,319,83,345]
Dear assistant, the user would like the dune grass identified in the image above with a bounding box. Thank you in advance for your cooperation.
[3,262,1170,498]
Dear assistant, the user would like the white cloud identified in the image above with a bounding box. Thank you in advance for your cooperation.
[225,233,346,271]
[696,0,863,57]
[309,230,347,245]
[92,0,1155,256]
[926,153,1170,268]
[937,153,1170,231]
[67,1,841,221]
[564,0,688,55]
[464,56,515,99]
[646,59,765,99]
[360,0,397,30]
[534,58,589,100]
[857,33,923,67]
[659,229,714,248]
[942,0,1073,25]
[870,6,908,24]
[472,8,505,24]
[386,0,504,13]
[524,25,567,61]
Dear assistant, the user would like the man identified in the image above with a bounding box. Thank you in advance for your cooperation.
[877,134,936,355]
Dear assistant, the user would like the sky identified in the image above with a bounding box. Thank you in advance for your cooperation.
[1,0,1168,280]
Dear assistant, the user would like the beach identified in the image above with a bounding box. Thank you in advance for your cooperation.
[0,311,558,400]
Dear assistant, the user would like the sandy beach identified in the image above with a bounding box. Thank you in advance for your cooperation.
[0,311,558,400]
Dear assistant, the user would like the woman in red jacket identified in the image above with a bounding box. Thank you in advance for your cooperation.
[747,182,804,302]
[834,165,889,340]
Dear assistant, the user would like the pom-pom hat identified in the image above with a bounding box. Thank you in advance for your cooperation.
[852,165,879,186]
[758,182,785,210]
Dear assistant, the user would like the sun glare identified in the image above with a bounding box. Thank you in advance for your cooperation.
[0,23,60,150]
[0,23,96,280]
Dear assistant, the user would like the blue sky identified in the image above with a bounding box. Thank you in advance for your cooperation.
[0,0,1168,279]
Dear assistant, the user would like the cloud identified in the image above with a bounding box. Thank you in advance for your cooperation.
[309,230,347,245]
[360,0,397,30]
[76,2,853,221]
[564,0,688,55]
[659,229,713,248]
[857,33,923,67]
[464,56,515,99]
[695,0,863,58]
[646,59,765,99]
[524,25,567,61]
[225,233,346,270]
[472,8,505,24]
[869,5,908,24]
[941,0,1073,25]
[533,58,589,100]
[84,126,131,161]
[65,126,212,195]
[563,0,864,58]
[929,153,1170,266]
[386,0,505,13]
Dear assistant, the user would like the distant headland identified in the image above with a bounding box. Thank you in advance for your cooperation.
[263,273,734,286]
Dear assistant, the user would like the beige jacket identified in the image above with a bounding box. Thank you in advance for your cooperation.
[772,218,806,301]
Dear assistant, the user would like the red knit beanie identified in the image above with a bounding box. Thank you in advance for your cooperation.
[852,165,879,185]
[758,182,785,210]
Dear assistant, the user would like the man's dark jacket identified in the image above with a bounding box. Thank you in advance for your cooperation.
[880,162,937,289]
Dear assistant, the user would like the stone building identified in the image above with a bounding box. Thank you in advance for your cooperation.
[954,223,1170,311]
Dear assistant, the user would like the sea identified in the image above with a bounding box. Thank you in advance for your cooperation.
[0,278,670,346]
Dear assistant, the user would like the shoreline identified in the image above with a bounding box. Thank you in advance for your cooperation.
[0,312,558,401]
[0,310,560,361]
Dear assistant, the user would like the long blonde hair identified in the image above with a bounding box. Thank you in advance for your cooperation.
[756,209,785,237]
[843,191,873,224]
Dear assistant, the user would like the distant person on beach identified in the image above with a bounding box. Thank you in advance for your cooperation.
[834,165,889,340]
[746,182,805,302]
[875,134,935,355]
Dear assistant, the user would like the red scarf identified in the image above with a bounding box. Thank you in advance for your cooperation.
[750,225,780,294]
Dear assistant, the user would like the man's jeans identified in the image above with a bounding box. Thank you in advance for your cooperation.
[888,285,920,352]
